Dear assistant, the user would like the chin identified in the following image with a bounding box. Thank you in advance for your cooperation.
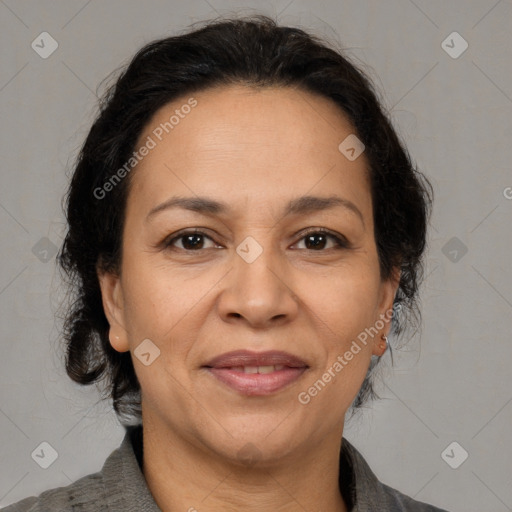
[196,415,304,466]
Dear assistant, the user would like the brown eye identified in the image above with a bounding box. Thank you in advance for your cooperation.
[165,230,217,251]
[304,233,329,250]
[294,229,349,251]
[179,233,206,250]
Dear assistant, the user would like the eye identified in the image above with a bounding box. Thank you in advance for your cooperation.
[293,228,349,251]
[164,229,218,251]
[163,228,349,252]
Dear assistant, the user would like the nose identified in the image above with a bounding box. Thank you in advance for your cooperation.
[216,241,299,329]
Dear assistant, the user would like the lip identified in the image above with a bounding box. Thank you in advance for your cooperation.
[203,350,309,396]
[204,350,308,369]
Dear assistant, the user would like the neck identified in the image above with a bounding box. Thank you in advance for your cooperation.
[140,418,349,512]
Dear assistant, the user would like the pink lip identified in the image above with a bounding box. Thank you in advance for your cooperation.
[204,350,308,368]
[203,350,309,396]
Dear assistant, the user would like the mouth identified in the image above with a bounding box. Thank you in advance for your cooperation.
[202,350,309,396]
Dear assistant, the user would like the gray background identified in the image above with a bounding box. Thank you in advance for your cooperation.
[1,1,511,511]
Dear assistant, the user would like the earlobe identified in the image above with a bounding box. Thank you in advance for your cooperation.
[97,269,130,353]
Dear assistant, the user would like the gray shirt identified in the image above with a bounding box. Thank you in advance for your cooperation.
[3,426,449,511]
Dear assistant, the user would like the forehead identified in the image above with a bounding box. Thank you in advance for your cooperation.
[127,84,372,221]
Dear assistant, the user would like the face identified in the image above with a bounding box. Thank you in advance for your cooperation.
[98,84,398,465]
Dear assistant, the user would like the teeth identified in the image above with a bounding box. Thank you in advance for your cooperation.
[223,365,288,373]
[228,365,285,374]
[257,365,275,374]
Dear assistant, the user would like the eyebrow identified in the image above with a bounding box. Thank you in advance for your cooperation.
[145,194,364,226]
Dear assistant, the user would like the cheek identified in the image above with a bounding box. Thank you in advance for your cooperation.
[120,262,199,409]
[297,273,378,417]
[298,353,370,432]
[297,267,380,403]
[301,266,381,341]
[120,257,192,335]
[120,257,213,381]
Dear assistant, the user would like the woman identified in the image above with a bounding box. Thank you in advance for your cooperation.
[5,15,449,512]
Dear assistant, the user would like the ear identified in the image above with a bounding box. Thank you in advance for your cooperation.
[372,267,401,357]
[97,268,130,353]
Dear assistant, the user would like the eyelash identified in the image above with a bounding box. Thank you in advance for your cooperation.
[163,228,349,252]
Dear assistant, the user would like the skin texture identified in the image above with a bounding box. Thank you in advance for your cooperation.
[98,84,399,512]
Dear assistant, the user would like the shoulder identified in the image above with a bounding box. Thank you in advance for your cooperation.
[1,471,105,512]
[376,481,450,512]
[341,438,450,512]
[2,426,159,512]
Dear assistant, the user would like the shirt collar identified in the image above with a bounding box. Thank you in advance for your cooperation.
[101,425,161,511]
